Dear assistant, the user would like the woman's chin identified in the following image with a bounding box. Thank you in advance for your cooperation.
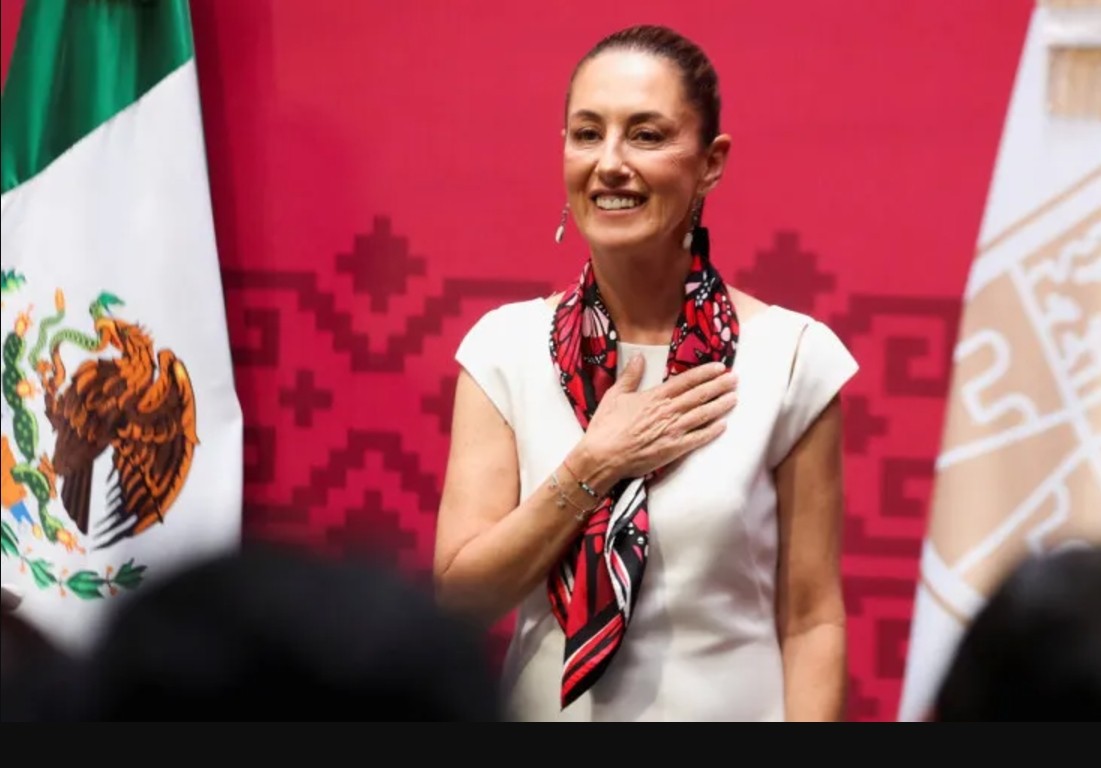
[582,229,661,254]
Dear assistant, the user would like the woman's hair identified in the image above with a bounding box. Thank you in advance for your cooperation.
[567,24,721,148]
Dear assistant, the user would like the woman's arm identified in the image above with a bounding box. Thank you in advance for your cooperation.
[774,394,848,721]
[434,358,737,627]
[433,370,604,627]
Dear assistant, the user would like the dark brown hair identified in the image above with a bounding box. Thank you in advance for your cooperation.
[567,25,721,148]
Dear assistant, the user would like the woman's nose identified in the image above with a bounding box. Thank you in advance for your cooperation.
[595,138,630,182]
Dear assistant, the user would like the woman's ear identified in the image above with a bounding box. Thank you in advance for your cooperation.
[699,134,732,196]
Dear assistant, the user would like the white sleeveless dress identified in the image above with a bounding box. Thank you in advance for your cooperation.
[454,298,858,721]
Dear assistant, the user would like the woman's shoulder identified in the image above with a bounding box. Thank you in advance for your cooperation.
[726,285,842,335]
[456,296,551,361]
[466,296,550,332]
[725,286,854,370]
[725,285,772,325]
[730,291,859,467]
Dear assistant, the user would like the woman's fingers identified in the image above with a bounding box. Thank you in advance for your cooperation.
[675,390,738,433]
[669,369,737,414]
[660,361,729,399]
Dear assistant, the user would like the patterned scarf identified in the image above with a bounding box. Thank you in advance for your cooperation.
[547,236,739,709]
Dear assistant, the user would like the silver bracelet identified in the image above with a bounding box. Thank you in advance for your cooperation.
[550,470,597,522]
[561,459,601,500]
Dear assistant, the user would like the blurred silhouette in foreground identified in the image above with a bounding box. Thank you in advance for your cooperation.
[932,546,1101,722]
[5,545,501,721]
[1,595,84,722]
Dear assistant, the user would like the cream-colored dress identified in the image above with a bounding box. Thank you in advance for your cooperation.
[455,298,858,721]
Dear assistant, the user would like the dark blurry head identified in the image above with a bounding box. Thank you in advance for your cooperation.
[1,608,80,722]
[933,546,1101,721]
[77,545,501,721]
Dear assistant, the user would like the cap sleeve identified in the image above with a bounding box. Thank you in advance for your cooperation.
[767,319,859,468]
[454,306,517,429]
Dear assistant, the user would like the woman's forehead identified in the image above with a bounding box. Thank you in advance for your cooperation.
[569,50,689,120]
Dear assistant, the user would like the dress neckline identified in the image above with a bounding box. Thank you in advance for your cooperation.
[533,297,778,342]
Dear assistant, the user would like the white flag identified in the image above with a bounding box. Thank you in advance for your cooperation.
[898,0,1101,721]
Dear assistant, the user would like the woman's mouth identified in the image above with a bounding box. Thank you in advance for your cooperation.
[593,194,647,211]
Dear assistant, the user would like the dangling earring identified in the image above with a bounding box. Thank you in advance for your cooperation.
[554,203,569,244]
[683,199,703,251]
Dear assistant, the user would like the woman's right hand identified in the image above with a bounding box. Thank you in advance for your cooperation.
[570,356,738,490]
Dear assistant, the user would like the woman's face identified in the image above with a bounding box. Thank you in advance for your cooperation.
[564,50,725,256]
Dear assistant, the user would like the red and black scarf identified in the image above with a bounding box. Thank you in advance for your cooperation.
[548,239,739,708]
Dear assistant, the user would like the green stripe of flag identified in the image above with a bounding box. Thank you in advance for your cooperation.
[1,0,194,193]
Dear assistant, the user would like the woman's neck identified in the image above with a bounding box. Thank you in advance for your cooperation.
[590,243,692,345]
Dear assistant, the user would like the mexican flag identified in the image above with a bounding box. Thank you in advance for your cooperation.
[898,1,1101,721]
[0,0,242,653]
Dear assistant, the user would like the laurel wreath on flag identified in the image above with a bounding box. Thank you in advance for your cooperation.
[1,520,145,599]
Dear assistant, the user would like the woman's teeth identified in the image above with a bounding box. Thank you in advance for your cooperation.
[594,196,643,210]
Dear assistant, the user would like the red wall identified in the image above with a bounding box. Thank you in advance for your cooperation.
[0,0,1033,721]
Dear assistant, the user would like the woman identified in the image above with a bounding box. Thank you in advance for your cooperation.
[434,24,857,722]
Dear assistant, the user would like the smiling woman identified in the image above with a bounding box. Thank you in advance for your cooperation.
[434,24,859,722]
[563,30,723,263]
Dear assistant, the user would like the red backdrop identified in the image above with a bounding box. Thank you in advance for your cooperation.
[1,0,1033,721]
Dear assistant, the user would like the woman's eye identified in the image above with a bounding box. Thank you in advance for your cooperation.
[633,129,663,143]
[572,128,601,142]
